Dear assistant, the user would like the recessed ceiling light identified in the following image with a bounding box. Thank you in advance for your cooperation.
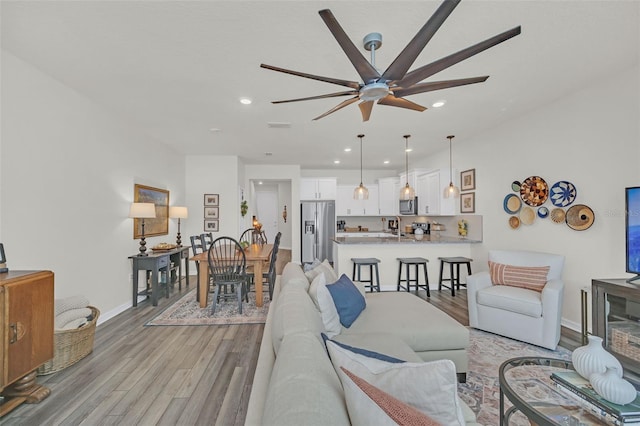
[334,160,340,164]
[405,148,413,152]
[258,181,263,185]
[240,97,252,105]
[344,148,352,152]
[209,128,221,132]
[383,160,390,164]
[432,100,446,108]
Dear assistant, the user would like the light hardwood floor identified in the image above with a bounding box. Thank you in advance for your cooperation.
[2,257,580,425]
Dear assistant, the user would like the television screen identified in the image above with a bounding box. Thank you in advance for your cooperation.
[627,186,640,281]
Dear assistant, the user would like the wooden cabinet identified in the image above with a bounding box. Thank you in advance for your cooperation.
[300,178,337,200]
[377,177,400,216]
[336,184,379,216]
[0,270,54,416]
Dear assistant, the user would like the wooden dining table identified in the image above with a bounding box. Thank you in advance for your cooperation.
[190,243,273,309]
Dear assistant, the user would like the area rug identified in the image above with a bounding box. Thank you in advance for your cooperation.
[145,288,270,326]
[459,328,572,425]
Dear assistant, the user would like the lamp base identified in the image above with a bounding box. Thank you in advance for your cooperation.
[176,232,182,247]
[138,237,148,256]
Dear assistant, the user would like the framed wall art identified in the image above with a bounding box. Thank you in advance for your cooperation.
[204,206,219,219]
[133,184,169,238]
[204,219,219,232]
[461,169,476,191]
[460,192,476,214]
[204,194,219,206]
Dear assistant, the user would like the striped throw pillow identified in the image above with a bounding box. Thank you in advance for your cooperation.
[489,261,550,292]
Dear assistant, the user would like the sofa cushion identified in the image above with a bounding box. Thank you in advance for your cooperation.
[326,274,366,328]
[489,261,550,292]
[309,273,342,337]
[477,284,543,318]
[305,259,339,283]
[271,283,324,354]
[326,340,466,425]
[342,292,469,353]
[263,332,350,426]
[280,262,312,292]
[339,367,440,426]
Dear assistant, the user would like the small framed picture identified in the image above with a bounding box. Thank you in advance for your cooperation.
[204,219,219,232]
[460,192,475,214]
[204,194,219,206]
[204,207,219,219]
[460,169,476,191]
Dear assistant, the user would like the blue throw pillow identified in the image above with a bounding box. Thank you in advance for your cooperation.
[326,274,366,328]
[321,333,405,364]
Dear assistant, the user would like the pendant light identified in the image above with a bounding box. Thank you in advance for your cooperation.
[443,135,460,199]
[399,134,415,200]
[353,134,369,200]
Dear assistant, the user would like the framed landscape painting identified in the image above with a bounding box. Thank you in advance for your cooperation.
[133,184,169,238]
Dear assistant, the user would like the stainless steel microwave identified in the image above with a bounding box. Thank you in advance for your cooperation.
[399,197,418,215]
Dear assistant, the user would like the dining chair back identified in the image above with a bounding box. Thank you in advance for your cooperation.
[190,234,207,302]
[262,232,282,299]
[201,232,214,251]
[207,237,248,315]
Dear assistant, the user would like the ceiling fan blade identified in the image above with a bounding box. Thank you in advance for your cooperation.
[318,9,380,84]
[312,96,360,121]
[377,95,427,112]
[381,0,460,82]
[260,64,360,89]
[358,101,374,122]
[396,26,521,89]
[393,76,489,98]
[272,90,359,104]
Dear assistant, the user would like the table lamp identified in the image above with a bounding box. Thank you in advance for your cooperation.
[129,202,156,256]
[169,206,188,247]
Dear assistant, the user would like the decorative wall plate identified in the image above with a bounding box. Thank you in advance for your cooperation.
[511,181,521,192]
[520,176,549,206]
[509,216,520,229]
[503,194,522,214]
[550,181,577,207]
[566,204,595,231]
[550,208,565,224]
[520,206,535,225]
[537,206,549,218]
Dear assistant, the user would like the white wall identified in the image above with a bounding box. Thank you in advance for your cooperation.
[0,50,186,321]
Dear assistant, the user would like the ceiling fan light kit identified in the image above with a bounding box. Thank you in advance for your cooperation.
[354,134,369,200]
[444,135,461,199]
[261,0,521,121]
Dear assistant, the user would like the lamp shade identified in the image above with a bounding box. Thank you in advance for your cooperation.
[129,202,156,219]
[169,206,188,219]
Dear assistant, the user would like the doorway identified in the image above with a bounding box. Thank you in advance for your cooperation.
[255,186,279,243]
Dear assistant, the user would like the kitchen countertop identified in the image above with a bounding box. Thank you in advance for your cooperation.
[333,235,481,244]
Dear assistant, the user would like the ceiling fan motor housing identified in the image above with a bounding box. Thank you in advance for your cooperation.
[359,82,390,101]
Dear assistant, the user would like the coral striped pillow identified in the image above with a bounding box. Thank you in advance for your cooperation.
[489,261,550,292]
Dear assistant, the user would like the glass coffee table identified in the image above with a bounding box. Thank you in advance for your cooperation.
[499,357,614,425]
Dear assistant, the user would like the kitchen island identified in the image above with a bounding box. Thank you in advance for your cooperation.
[332,234,482,291]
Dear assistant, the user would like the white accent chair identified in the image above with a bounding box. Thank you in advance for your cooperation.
[467,250,565,350]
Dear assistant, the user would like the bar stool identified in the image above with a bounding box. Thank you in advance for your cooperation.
[438,257,473,297]
[396,257,430,297]
[351,258,381,292]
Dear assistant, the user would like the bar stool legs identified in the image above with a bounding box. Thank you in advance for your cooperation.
[351,258,381,292]
[438,257,473,296]
[396,257,430,297]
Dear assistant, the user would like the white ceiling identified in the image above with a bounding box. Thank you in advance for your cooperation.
[2,1,639,170]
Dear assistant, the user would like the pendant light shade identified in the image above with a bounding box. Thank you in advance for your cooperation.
[400,135,415,200]
[354,134,369,200]
[443,135,460,199]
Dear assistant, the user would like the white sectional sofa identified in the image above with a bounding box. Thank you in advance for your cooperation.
[245,261,479,425]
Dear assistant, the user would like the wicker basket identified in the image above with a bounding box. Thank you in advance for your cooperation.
[37,306,100,375]
[611,327,640,362]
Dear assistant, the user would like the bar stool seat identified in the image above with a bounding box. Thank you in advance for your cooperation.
[438,257,473,297]
[396,257,430,297]
[351,258,381,292]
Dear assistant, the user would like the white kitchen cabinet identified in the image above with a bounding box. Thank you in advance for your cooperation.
[300,178,337,200]
[377,177,400,215]
[398,169,427,196]
[416,170,456,215]
[336,184,379,216]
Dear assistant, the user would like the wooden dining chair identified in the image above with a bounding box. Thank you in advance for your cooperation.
[261,232,281,300]
[190,235,207,302]
[207,237,249,315]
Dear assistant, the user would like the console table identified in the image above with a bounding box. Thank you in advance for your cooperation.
[0,270,54,417]
[129,246,190,307]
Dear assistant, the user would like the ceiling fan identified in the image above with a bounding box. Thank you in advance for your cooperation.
[260,0,521,122]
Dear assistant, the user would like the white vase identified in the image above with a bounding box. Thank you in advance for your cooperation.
[572,335,623,379]
[590,367,637,405]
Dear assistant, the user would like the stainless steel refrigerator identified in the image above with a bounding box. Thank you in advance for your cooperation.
[301,201,335,265]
